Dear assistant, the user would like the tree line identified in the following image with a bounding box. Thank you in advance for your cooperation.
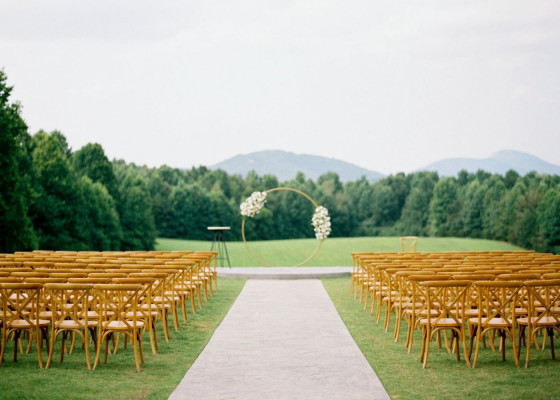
[2,70,559,254]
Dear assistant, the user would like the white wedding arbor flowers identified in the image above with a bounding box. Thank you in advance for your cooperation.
[240,187,331,266]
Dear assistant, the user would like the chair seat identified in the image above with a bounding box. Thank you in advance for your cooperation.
[9,319,50,328]
[102,320,145,330]
[57,319,98,329]
[518,316,560,326]
[468,317,511,328]
[126,310,159,318]
[421,317,461,327]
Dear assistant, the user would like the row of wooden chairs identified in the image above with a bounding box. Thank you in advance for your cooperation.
[350,251,560,368]
[0,250,218,372]
[352,250,559,307]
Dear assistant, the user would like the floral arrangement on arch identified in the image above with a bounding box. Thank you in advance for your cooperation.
[311,206,331,240]
[240,191,331,240]
[240,191,267,218]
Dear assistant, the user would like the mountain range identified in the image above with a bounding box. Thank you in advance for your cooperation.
[210,149,560,182]
[211,150,384,182]
[418,150,560,177]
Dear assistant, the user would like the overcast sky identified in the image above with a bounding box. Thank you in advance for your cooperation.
[2,1,559,175]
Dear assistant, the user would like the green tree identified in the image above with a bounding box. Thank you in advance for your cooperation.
[537,187,560,254]
[148,170,175,237]
[429,177,462,237]
[316,172,350,237]
[117,172,156,250]
[504,169,520,190]
[513,186,542,250]
[29,131,84,249]
[344,177,374,235]
[76,176,122,250]
[481,176,507,240]
[73,142,119,201]
[170,182,212,240]
[460,180,485,238]
[503,181,527,244]
[396,172,438,236]
[0,70,36,251]
[383,173,410,223]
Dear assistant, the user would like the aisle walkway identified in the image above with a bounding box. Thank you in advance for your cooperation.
[169,279,390,400]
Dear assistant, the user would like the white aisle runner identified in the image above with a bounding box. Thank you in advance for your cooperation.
[169,280,390,400]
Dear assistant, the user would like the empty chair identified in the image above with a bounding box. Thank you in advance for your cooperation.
[467,280,525,368]
[0,283,50,368]
[418,280,472,368]
[44,283,97,369]
[517,279,560,368]
[93,284,145,372]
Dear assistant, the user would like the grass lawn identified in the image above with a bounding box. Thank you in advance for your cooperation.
[156,236,524,267]
[0,237,537,399]
[323,277,560,400]
[0,278,246,400]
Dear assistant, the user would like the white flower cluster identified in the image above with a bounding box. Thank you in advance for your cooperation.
[240,191,267,217]
[312,206,331,240]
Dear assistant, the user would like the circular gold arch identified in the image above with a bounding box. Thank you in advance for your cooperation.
[241,187,323,267]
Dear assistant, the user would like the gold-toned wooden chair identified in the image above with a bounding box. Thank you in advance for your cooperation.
[113,277,160,355]
[467,280,524,368]
[151,267,182,333]
[517,279,560,368]
[418,280,472,368]
[44,283,97,369]
[404,275,451,353]
[129,271,174,342]
[163,261,198,321]
[400,236,418,253]
[393,271,433,342]
[0,283,50,368]
[92,284,145,372]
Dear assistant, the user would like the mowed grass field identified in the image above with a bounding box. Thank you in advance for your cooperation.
[0,237,541,399]
[324,277,560,400]
[156,236,524,266]
[0,278,246,400]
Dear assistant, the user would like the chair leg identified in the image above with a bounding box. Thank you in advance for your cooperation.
[549,328,556,360]
[422,329,431,369]
[161,309,170,342]
[84,329,92,371]
[13,330,20,362]
[132,331,141,373]
[525,328,532,368]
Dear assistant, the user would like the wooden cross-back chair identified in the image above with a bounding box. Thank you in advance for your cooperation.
[92,284,145,372]
[404,275,451,354]
[467,280,525,368]
[418,280,472,368]
[183,255,212,302]
[400,236,418,253]
[0,283,50,368]
[43,283,97,369]
[129,271,174,343]
[112,277,160,355]
[517,279,560,368]
[393,270,433,343]
[163,261,198,320]
[189,251,218,292]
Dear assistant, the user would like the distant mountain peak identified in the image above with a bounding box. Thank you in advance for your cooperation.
[418,150,560,177]
[210,150,384,182]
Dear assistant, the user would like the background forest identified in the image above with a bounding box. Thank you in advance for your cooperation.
[2,70,559,254]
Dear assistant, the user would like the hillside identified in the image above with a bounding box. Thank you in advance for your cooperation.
[418,150,560,176]
[210,150,385,182]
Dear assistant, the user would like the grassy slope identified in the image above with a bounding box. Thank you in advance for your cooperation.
[156,236,523,267]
